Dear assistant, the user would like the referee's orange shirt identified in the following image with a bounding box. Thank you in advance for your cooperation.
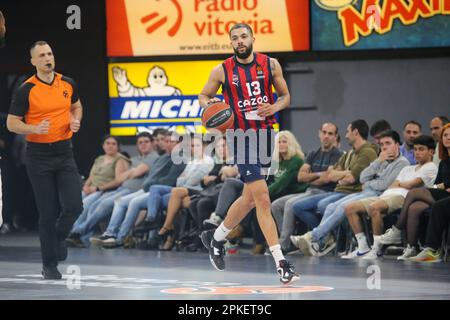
[9,73,79,143]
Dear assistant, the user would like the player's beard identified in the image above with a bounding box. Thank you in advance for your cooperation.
[234,43,253,60]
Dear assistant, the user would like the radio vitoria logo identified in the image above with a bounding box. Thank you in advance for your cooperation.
[141,0,182,36]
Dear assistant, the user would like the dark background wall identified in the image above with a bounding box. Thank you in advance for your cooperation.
[0,0,108,176]
[283,57,450,153]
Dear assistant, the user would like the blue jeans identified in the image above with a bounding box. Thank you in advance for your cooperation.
[71,191,104,234]
[311,190,379,242]
[146,185,173,220]
[75,187,132,246]
[292,192,334,229]
[104,189,146,241]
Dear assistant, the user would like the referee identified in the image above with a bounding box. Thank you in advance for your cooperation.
[7,41,83,279]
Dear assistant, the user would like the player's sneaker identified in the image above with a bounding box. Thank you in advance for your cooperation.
[277,259,300,285]
[201,229,226,271]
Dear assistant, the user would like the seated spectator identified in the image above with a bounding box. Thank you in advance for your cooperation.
[292,130,409,257]
[68,135,129,241]
[400,120,422,165]
[156,136,234,250]
[271,123,342,254]
[370,119,391,146]
[380,124,450,259]
[410,196,450,262]
[93,131,186,248]
[343,135,438,260]
[103,135,214,248]
[430,116,449,165]
[65,131,159,247]
[290,120,377,252]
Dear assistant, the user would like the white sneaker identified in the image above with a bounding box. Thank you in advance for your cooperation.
[361,248,382,260]
[397,245,418,261]
[341,248,371,259]
[203,212,223,228]
[380,227,402,245]
[292,232,314,256]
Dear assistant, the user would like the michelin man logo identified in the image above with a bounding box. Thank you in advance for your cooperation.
[113,66,182,97]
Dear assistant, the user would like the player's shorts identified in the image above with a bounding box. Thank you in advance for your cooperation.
[226,129,276,183]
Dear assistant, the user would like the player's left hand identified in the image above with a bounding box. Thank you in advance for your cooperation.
[257,103,278,117]
[70,119,81,133]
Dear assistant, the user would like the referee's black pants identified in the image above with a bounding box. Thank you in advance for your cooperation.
[25,139,83,268]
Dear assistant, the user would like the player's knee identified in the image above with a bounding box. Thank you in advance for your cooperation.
[253,192,271,209]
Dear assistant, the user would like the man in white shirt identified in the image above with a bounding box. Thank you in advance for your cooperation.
[343,135,438,260]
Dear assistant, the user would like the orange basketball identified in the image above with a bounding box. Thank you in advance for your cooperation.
[201,101,235,133]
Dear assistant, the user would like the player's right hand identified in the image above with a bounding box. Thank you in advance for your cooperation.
[206,97,222,106]
[33,119,50,134]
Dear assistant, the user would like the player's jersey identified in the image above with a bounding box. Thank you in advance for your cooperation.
[221,53,277,131]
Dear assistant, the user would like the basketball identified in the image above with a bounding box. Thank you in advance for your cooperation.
[201,101,234,133]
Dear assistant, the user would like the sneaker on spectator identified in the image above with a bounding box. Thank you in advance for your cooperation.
[102,237,123,248]
[380,227,402,245]
[65,233,86,248]
[292,232,314,256]
[203,212,223,229]
[224,241,239,254]
[90,234,114,247]
[409,247,441,262]
[123,234,136,249]
[361,248,382,260]
[341,248,371,259]
[312,234,336,257]
[397,245,418,261]
[282,245,300,256]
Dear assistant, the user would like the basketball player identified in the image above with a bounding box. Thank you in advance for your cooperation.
[7,41,83,279]
[198,23,299,284]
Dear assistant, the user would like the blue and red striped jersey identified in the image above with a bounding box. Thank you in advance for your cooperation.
[221,53,278,131]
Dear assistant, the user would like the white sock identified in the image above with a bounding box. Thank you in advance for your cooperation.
[269,244,285,266]
[372,235,382,251]
[213,222,231,242]
[355,233,370,252]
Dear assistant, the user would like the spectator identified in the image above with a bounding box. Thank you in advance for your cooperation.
[400,120,422,165]
[430,116,449,165]
[293,130,409,257]
[290,120,377,254]
[380,124,450,259]
[272,123,342,253]
[343,135,438,260]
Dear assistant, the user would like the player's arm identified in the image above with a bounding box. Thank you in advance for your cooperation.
[199,64,225,109]
[257,58,290,117]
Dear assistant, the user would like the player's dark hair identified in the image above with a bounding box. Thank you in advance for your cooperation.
[229,23,253,38]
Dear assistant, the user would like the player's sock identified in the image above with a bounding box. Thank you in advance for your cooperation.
[213,222,231,242]
[269,244,285,266]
